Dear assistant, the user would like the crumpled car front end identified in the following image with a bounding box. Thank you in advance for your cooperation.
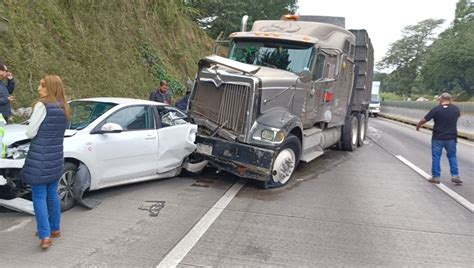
[0,141,30,199]
[0,124,31,199]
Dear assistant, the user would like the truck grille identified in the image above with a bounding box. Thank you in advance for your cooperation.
[191,80,251,134]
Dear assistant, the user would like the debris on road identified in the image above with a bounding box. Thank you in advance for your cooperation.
[138,201,165,217]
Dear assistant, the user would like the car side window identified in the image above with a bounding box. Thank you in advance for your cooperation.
[156,106,187,128]
[104,106,154,131]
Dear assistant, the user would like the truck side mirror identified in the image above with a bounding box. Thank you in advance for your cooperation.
[297,70,312,83]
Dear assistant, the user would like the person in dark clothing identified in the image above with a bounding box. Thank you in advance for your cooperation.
[22,75,71,249]
[0,63,16,123]
[175,90,190,112]
[416,92,462,185]
[149,80,172,105]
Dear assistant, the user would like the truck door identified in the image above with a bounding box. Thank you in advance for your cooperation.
[304,53,326,124]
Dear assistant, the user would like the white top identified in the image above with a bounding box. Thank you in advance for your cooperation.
[26,102,47,139]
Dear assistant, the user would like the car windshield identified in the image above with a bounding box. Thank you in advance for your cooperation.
[228,39,314,73]
[68,101,117,130]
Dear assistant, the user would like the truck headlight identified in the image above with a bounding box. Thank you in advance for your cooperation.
[261,129,274,141]
[260,129,285,142]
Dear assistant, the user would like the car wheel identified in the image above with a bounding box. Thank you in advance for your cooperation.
[58,162,77,211]
[257,134,301,189]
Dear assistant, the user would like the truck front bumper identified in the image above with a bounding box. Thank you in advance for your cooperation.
[195,135,275,181]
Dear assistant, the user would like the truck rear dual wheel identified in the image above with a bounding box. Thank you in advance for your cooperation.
[357,113,367,147]
[342,116,358,151]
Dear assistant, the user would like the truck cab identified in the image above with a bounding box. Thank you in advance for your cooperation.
[188,15,373,188]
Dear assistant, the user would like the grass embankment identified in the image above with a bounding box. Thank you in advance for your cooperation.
[0,0,213,119]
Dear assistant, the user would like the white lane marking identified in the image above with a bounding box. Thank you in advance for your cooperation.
[396,155,474,213]
[157,179,246,268]
[1,219,32,232]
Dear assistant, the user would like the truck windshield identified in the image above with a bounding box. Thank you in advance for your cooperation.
[228,39,314,73]
[371,94,380,103]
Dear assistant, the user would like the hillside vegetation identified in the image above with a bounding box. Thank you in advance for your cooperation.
[0,0,213,111]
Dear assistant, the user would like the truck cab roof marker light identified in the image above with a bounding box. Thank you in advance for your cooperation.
[282,14,299,21]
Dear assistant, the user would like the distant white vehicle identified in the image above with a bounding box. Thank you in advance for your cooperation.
[369,81,381,117]
[0,98,201,211]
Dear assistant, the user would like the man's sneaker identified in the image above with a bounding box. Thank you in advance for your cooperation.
[451,176,463,184]
[428,177,441,184]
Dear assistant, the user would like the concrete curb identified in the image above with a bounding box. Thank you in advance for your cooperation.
[378,113,474,141]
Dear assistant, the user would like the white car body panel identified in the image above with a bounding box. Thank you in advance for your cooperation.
[93,128,159,187]
[157,124,197,172]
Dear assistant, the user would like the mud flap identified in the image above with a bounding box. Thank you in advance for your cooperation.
[73,163,101,209]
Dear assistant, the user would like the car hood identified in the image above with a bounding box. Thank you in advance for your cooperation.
[2,124,77,146]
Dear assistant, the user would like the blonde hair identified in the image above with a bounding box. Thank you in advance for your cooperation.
[40,75,71,119]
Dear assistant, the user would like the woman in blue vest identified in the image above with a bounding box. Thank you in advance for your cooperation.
[22,75,70,249]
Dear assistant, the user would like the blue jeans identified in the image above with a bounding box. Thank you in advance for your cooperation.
[31,180,61,239]
[431,139,459,178]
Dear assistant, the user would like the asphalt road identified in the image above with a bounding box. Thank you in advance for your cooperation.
[0,118,472,266]
[369,117,474,202]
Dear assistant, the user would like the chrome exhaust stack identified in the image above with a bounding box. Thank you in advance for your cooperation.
[241,15,249,32]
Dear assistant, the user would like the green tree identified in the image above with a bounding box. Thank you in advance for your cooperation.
[420,0,474,98]
[186,0,297,39]
[377,19,444,97]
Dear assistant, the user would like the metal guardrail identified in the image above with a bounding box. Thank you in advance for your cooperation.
[382,101,474,114]
[379,105,474,140]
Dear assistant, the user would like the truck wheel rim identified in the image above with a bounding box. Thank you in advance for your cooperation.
[272,148,296,185]
[58,170,75,206]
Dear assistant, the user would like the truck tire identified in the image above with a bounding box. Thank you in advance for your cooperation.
[342,115,358,151]
[257,134,301,189]
[357,113,366,147]
[58,162,77,211]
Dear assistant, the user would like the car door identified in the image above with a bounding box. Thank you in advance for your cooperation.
[94,105,159,185]
[155,106,197,173]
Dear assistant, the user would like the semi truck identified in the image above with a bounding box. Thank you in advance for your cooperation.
[188,15,374,188]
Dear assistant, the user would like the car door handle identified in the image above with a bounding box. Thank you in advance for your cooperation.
[145,135,156,140]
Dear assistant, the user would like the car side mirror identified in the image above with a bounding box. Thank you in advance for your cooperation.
[297,70,312,83]
[92,123,123,134]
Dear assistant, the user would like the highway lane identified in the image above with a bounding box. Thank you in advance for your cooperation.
[369,117,474,202]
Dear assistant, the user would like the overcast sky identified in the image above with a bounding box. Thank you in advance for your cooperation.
[297,0,458,64]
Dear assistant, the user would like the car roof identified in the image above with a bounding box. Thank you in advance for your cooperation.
[71,97,166,106]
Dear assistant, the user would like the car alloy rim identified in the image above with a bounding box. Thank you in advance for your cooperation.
[58,170,75,205]
[272,148,296,185]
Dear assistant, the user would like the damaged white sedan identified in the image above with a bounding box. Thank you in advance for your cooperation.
[0,98,202,211]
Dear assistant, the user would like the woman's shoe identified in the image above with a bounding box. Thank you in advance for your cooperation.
[51,230,61,237]
[40,238,52,249]
[35,230,61,238]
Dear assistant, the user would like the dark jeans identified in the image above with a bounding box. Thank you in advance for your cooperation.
[431,139,459,178]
